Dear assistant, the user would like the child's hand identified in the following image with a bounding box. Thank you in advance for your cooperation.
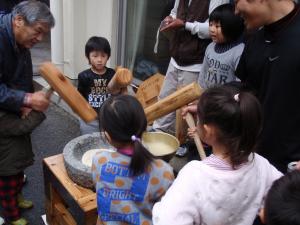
[21,107,32,119]
[187,127,197,139]
[181,103,198,119]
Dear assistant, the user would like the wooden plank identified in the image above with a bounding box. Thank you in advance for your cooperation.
[77,194,97,212]
[135,73,165,108]
[53,202,77,225]
[84,210,98,225]
[45,198,56,225]
[175,86,187,144]
[107,67,133,94]
[43,155,96,207]
[39,62,97,122]
[44,154,98,225]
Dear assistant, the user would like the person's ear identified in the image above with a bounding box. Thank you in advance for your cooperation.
[13,15,25,28]
[259,208,266,224]
[86,56,91,65]
[203,124,214,140]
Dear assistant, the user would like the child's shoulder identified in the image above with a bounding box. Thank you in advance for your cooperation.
[231,42,245,51]
[182,160,205,171]
[105,67,115,76]
[78,68,92,77]
[106,67,115,72]
[149,159,174,181]
[93,150,130,165]
[251,153,278,168]
[251,153,270,164]
[206,42,216,50]
[150,159,174,175]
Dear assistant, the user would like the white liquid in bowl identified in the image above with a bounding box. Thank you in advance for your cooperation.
[144,142,175,156]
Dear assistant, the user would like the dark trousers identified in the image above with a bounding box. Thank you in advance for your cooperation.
[0,172,24,221]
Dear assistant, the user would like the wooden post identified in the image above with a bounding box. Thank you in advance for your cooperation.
[185,113,206,160]
[175,85,187,144]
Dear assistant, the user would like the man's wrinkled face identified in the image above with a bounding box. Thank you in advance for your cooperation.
[13,15,50,49]
[234,0,267,30]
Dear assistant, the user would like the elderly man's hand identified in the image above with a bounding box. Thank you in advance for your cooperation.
[30,91,50,112]
[20,107,32,118]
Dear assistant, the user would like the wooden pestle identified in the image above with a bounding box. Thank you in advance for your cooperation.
[185,112,206,160]
[145,82,203,123]
[39,62,97,123]
[107,67,133,94]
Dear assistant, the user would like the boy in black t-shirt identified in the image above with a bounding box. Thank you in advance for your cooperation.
[77,36,115,135]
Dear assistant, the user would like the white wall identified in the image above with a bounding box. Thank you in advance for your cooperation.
[86,0,118,68]
[52,0,118,79]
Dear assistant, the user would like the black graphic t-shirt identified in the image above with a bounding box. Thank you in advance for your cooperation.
[77,68,115,111]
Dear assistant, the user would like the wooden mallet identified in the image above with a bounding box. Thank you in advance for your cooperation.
[107,67,133,94]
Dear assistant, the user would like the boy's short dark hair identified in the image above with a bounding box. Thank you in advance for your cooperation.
[209,4,244,42]
[85,36,111,62]
[265,171,300,225]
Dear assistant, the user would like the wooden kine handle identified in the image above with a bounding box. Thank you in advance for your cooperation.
[39,62,97,123]
[185,112,206,160]
[107,67,133,94]
[145,82,203,123]
[45,87,54,99]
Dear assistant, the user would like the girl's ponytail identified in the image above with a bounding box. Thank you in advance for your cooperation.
[230,91,262,167]
[197,85,262,168]
[99,95,154,176]
[130,135,154,176]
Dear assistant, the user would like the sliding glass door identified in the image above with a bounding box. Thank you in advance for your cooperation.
[121,0,175,82]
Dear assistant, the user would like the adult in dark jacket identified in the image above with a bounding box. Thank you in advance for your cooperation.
[235,0,300,174]
[0,1,54,224]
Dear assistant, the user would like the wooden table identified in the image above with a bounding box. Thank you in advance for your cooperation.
[43,154,97,225]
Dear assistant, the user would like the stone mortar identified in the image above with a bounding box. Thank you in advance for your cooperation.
[63,132,114,189]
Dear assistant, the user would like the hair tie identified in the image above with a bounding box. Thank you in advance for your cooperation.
[131,135,141,142]
[234,93,240,102]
